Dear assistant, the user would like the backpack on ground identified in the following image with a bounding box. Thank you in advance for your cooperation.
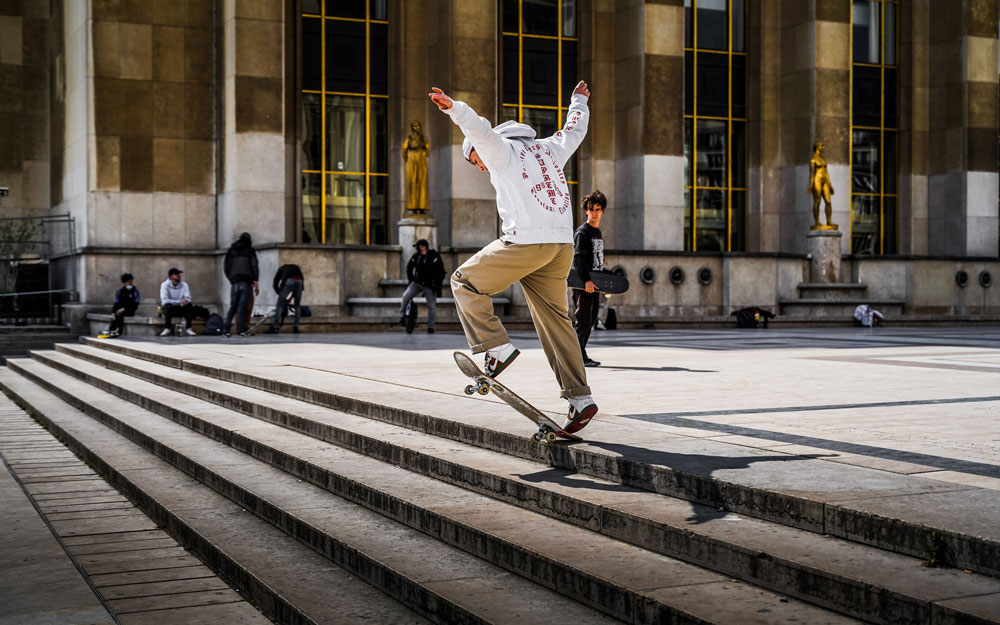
[202,313,224,335]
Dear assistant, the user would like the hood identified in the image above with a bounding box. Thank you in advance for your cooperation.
[232,232,252,250]
[462,120,537,160]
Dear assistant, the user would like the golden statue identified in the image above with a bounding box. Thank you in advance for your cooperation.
[402,121,430,213]
[809,141,837,230]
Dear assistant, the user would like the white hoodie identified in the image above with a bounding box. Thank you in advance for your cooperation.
[445,93,590,244]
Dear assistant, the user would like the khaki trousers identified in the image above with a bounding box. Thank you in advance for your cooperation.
[451,239,590,399]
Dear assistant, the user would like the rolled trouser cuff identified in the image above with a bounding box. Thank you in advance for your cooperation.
[560,385,592,399]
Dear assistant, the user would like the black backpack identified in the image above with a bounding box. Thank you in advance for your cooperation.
[202,313,224,335]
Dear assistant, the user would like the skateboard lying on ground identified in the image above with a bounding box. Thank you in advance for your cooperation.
[453,351,581,443]
[567,268,629,294]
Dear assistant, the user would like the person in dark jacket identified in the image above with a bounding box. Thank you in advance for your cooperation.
[264,264,305,334]
[572,190,607,367]
[104,272,140,337]
[399,239,445,333]
[223,232,259,337]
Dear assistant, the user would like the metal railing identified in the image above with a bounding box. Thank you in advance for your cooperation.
[0,214,77,323]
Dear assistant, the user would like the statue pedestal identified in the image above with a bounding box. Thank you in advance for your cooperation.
[806,229,843,283]
[398,215,438,275]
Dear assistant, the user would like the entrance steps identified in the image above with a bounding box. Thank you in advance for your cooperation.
[1,338,998,624]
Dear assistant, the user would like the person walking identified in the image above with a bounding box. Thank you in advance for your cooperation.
[429,79,599,434]
[223,232,259,337]
[159,268,196,336]
[399,239,445,334]
[264,263,305,334]
[572,190,607,367]
[105,272,140,337]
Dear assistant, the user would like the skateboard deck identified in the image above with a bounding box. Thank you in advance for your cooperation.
[567,268,629,294]
[453,351,581,443]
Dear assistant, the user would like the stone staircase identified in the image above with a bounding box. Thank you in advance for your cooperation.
[1,338,998,624]
[0,322,78,362]
[779,283,905,320]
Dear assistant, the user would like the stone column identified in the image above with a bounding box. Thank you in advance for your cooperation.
[578,0,616,242]
[426,0,498,249]
[747,0,782,251]
[777,0,851,255]
[897,0,930,254]
[219,0,286,247]
[805,229,843,283]
[926,0,999,256]
[612,0,684,251]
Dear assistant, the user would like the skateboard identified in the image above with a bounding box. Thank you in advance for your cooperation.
[567,268,629,294]
[453,351,581,443]
[97,331,118,339]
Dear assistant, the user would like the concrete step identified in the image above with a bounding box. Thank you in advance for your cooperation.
[76,337,1000,582]
[34,343,1000,624]
[1,362,625,625]
[796,283,870,300]
[0,368,433,625]
[778,300,905,318]
[7,354,868,625]
[346,297,511,321]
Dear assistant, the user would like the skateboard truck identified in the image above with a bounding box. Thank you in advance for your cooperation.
[531,425,560,444]
[463,375,490,396]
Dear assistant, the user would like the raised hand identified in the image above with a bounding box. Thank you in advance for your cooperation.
[429,87,453,110]
[572,80,590,98]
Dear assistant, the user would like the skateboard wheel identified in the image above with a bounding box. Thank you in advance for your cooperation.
[477,385,489,395]
[531,432,543,443]
[464,385,475,395]
[545,431,558,443]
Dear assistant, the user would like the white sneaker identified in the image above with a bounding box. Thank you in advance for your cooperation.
[483,342,520,378]
[563,395,598,434]
[159,328,172,336]
[184,328,197,336]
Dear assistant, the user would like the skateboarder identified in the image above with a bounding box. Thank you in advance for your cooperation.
[399,239,445,334]
[104,272,140,337]
[572,190,606,367]
[429,80,598,434]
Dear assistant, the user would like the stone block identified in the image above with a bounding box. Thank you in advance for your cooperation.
[235,19,282,79]
[806,230,843,283]
[120,136,153,192]
[644,3,682,57]
[967,0,999,38]
[95,135,121,191]
[153,138,186,193]
[90,191,121,247]
[814,21,849,70]
[184,195,216,248]
[152,193,187,246]
[93,78,128,136]
[92,20,119,78]
[235,0,281,21]
[643,54,682,157]
[152,26,185,83]
[967,126,998,173]
[452,37,495,92]
[185,0,214,29]
[119,192,153,246]
[152,1,186,26]
[153,82,185,139]
[119,23,152,80]
[453,1,495,40]
[234,76,282,133]
[0,15,22,65]
[184,28,213,84]
[184,140,215,194]
[184,82,215,139]
[123,80,153,136]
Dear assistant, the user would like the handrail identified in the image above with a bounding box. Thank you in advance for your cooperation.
[0,289,73,298]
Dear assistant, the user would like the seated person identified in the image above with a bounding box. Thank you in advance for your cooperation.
[159,267,196,336]
[105,272,140,337]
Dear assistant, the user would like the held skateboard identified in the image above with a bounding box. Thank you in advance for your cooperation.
[453,351,581,443]
[567,268,629,294]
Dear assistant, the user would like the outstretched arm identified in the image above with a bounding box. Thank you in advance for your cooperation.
[538,80,591,167]
[430,86,510,170]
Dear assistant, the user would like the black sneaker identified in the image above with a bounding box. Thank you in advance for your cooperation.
[264,327,279,334]
[292,327,300,334]
[427,328,435,334]
[223,332,232,338]
[584,359,601,367]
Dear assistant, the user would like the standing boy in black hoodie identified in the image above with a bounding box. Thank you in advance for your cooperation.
[223,232,259,337]
[572,190,607,367]
[399,239,445,333]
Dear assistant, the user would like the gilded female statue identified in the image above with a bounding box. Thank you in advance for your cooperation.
[808,141,837,229]
[402,121,430,213]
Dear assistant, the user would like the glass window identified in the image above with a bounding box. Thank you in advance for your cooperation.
[523,0,557,35]
[851,0,897,255]
[696,0,727,51]
[301,2,390,244]
[684,0,747,251]
[502,1,579,188]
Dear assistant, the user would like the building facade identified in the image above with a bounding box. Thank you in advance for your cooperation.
[1,0,998,329]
